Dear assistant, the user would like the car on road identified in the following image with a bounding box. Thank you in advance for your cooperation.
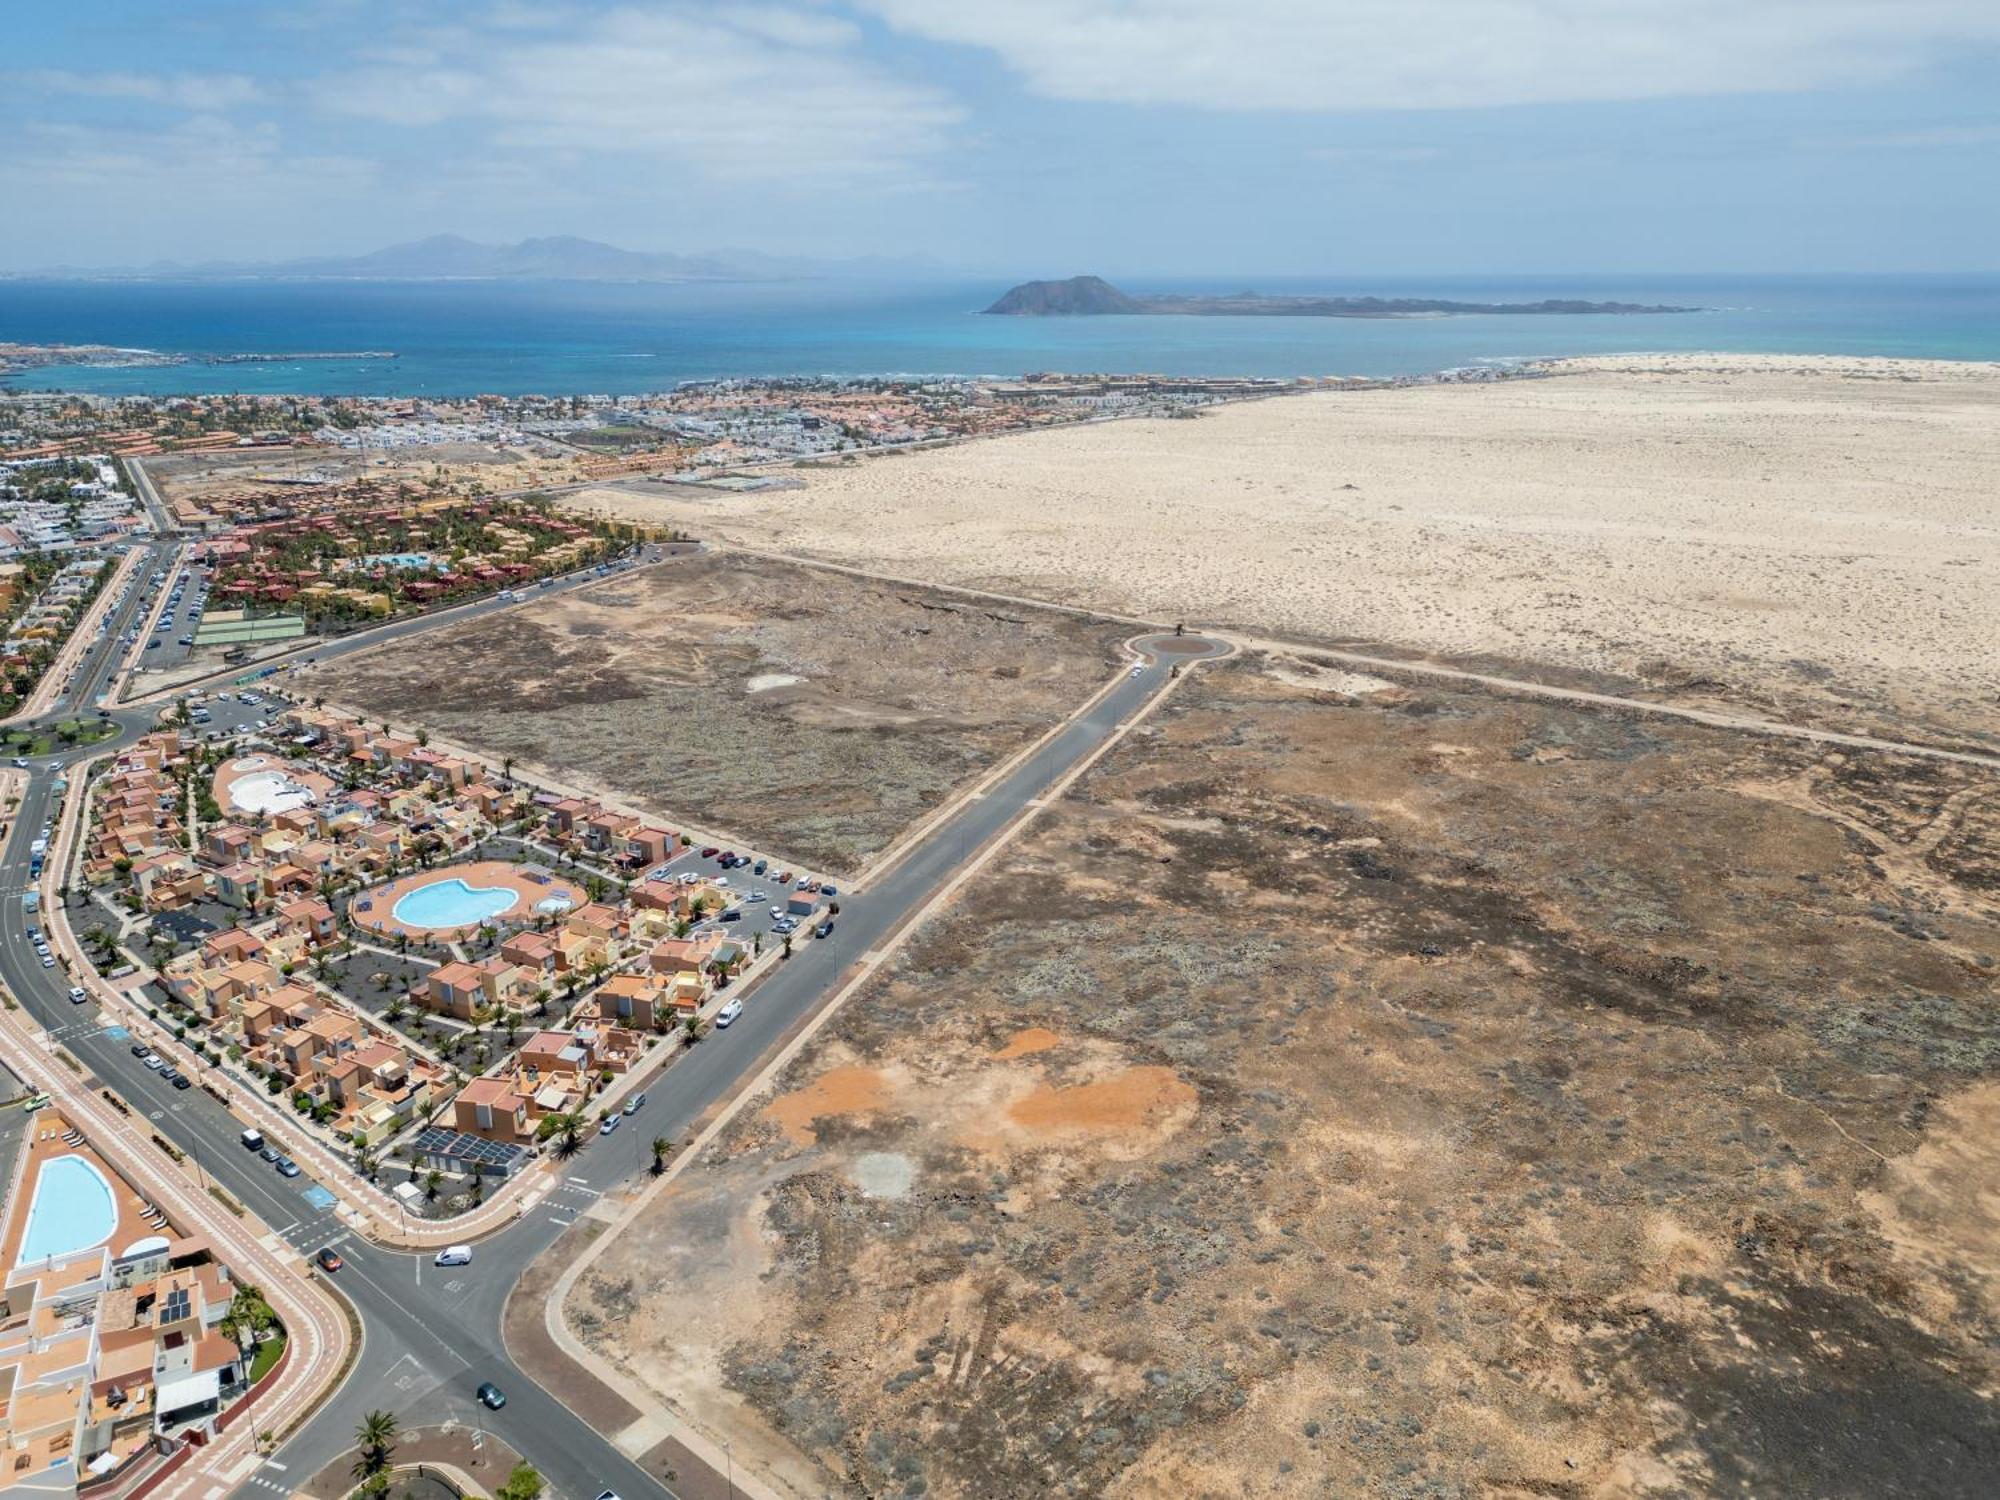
[622,1092,646,1115]
[259,1144,281,1163]
[130,1042,150,1058]
[718,849,736,864]
[699,846,719,859]
[158,1067,181,1083]
[595,1491,624,1500]
[435,1244,472,1267]
[275,1157,302,1178]
[40,953,57,969]
[775,870,792,884]
[9,757,24,769]
[715,998,744,1028]
[747,891,767,903]
[1131,664,1144,677]
[68,987,86,1004]
[142,1054,165,1070]
[172,1075,192,1090]
[822,884,838,897]
[476,1382,507,1410]
[753,858,767,875]
[43,762,60,773]
[316,1246,344,1272]
[815,921,835,939]
[719,908,741,922]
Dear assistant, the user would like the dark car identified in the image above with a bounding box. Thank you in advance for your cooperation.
[130,1042,150,1057]
[822,884,839,897]
[718,849,736,865]
[699,846,719,859]
[719,908,742,922]
[476,1381,507,1410]
[171,1075,192,1091]
[815,921,834,939]
[315,1246,343,1272]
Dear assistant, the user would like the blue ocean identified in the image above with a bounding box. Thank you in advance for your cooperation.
[2,274,1996,397]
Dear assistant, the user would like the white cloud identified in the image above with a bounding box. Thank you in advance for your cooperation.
[24,69,266,111]
[860,1,2000,113]
[314,5,962,183]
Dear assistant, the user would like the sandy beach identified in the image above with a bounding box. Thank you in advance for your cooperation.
[569,353,2000,739]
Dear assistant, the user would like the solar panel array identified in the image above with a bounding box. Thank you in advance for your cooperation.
[412,1126,526,1170]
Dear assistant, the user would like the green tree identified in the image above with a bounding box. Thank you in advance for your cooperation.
[649,1135,672,1175]
[351,1409,398,1482]
[495,1463,544,1500]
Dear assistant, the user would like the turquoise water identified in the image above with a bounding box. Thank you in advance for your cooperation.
[393,876,517,929]
[358,552,441,571]
[1,274,1995,397]
[16,1155,117,1264]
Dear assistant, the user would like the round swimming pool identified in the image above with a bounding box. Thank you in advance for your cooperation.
[392,877,520,930]
[16,1155,117,1265]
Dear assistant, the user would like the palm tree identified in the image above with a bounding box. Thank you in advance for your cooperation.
[352,1410,399,1479]
[649,1136,672,1175]
[555,1113,584,1159]
[423,1169,444,1201]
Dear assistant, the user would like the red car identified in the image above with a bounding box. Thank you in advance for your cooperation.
[775,870,793,884]
[315,1246,343,1272]
[699,846,719,859]
[718,850,736,864]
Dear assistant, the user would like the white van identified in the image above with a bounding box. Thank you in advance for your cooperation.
[240,1128,265,1151]
[434,1245,473,1268]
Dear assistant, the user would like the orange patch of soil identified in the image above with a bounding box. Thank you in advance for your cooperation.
[763,1065,889,1147]
[992,1027,1060,1060]
[1006,1066,1196,1135]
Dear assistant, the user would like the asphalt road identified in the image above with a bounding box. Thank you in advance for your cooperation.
[1,562,1213,1500]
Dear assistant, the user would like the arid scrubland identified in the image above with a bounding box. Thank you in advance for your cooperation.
[571,650,2000,1498]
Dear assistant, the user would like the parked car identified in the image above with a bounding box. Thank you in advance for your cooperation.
[747,891,768,904]
[172,1076,192,1091]
[719,908,742,922]
[476,1381,507,1410]
[598,1114,621,1135]
[622,1092,647,1116]
[775,870,793,884]
[158,1068,181,1084]
[130,1042,151,1058]
[241,1129,264,1150]
[143,1054,165,1070]
[435,1245,472,1267]
[67,987,86,1003]
[259,1145,282,1163]
[821,884,839,897]
[715,998,744,1028]
[315,1247,343,1272]
[699,846,719,859]
[815,921,835,939]
[275,1157,302,1178]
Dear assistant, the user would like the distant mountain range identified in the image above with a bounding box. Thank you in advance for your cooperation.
[984,275,1699,317]
[9,234,947,284]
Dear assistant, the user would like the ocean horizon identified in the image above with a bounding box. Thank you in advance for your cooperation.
[3,272,1997,398]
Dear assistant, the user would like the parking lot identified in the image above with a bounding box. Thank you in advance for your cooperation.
[639,841,845,956]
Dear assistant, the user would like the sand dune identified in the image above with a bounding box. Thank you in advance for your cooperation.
[570,353,2000,737]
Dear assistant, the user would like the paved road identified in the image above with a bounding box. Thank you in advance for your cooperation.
[1,565,1213,1498]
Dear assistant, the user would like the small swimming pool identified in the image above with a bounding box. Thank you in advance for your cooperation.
[16,1155,117,1265]
[393,877,519,930]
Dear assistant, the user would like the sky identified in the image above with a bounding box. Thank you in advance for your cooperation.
[4,1,1999,276]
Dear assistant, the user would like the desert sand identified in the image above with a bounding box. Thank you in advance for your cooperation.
[568,354,2000,739]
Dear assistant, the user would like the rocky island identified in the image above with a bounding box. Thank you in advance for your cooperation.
[983,274,1698,317]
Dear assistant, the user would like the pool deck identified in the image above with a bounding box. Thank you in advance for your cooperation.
[1,1109,166,1273]
[348,859,588,943]
[213,752,337,818]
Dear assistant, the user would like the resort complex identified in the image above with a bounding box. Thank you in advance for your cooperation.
[74,703,766,1206]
